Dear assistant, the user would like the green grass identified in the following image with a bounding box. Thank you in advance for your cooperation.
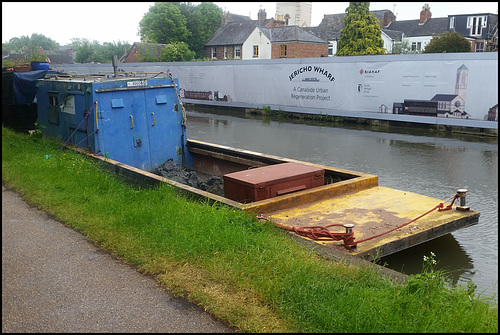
[2,125,498,333]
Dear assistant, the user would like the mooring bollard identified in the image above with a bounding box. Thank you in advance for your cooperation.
[456,189,470,211]
[343,223,354,234]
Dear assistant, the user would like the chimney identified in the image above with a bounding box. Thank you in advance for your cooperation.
[420,3,432,24]
[258,8,266,26]
[221,11,231,26]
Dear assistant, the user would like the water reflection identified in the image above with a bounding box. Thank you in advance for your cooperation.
[380,233,473,286]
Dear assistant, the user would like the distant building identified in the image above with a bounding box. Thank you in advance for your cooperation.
[121,42,169,63]
[275,2,312,27]
[486,104,498,121]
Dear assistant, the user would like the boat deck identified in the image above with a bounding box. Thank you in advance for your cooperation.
[262,186,479,260]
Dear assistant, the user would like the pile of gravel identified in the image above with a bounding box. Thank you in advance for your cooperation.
[151,158,225,197]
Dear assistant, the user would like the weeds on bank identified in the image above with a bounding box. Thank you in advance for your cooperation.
[2,126,497,333]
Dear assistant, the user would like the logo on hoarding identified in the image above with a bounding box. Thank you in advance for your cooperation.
[289,65,335,82]
[360,69,380,75]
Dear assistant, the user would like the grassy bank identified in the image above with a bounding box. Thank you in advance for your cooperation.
[2,125,497,333]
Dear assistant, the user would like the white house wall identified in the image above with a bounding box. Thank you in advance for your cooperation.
[404,35,432,52]
[242,28,272,60]
[381,32,393,53]
[51,53,498,121]
[328,41,338,57]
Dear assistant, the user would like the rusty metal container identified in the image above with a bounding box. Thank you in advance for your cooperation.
[223,162,324,203]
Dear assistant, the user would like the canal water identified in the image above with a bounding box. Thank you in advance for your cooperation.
[185,108,498,299]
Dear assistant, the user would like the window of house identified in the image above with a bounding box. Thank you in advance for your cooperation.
[212,47,217,59]
[280,44,287,57]
[449,17,455,29]
[328,42,334,56]
[475,42,484,52]
[253,45,259,58]
[234,45,241,59]
[411,41,422,51]
[467,16,487,36]
[224,47,227,59]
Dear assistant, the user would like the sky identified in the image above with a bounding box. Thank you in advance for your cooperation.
[2,2,498,46]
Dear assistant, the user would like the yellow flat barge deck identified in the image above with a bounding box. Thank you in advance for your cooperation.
[260,186,479,260]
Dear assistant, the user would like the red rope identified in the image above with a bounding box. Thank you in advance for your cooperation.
[271,222,356,245]
[258,193,459,248]
[349,202,446,246]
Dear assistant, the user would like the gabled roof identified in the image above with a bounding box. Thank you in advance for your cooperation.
[370,9,394,23]
[381,28,404,41]
[2,53,27,61]
[307,13,346,40]
[431,94,458,102]
[260,26,328,44]
[307,9,395,41]
[385,17,449,37]
[205,21,260,46]
[206,20,328,47]
[308,10,450,41]
[47,54,74,64]
[128,42,169,58]
[225,12,252,22]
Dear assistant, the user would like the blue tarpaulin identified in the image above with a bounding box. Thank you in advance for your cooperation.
[12,70,48,104]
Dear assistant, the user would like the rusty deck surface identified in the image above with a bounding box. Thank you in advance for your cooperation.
[263,186,479,260]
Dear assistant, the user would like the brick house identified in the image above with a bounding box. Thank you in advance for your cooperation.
[204,9,328,60]
[486,104,498,122]
[121,42,169,63]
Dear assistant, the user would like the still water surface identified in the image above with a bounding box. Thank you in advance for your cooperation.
[185,109,498,299]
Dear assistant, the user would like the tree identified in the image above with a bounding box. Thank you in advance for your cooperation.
[391,36,419,54]
[423,31,471,53]
[94,41,131,63]
[2,33,59,53]
[135,44,160,62]
[336,2,385,56]
[74,40,94,63]
[138,2,222,60]
[29,33,60,52]
[159,42,196,62]
[71,38,101,63]
[139,2,190,44]
[187,2,223,59]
